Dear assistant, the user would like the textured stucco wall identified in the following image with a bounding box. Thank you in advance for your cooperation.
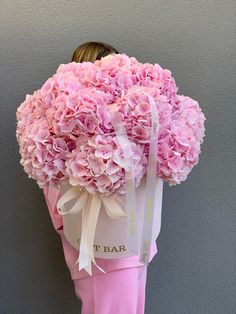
[1,1,235,313]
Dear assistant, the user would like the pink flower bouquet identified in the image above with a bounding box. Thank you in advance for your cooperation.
[15,53,206,275]
[16,53,206,194]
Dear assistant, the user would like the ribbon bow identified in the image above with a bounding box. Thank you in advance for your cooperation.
[56,179,127,276]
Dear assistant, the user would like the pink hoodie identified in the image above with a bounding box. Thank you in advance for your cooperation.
[43,184,158,280]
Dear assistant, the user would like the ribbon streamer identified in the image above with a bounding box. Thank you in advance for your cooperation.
[108,110,139,255]
[139,91,160,265]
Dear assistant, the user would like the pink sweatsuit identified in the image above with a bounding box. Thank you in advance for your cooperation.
[43,184,158,314]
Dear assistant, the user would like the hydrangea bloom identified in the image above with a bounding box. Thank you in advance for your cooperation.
[16,53,206,195]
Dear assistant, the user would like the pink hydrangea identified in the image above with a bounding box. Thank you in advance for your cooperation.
[16,53,206,195]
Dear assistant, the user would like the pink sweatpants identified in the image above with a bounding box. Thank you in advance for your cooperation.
[74,265,147,314]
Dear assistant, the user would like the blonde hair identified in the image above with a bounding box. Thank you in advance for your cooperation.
[71,41,119,63]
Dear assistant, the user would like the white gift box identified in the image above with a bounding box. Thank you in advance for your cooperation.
[57,175,163,260]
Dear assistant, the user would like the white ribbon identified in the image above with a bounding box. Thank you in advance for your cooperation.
[56,182,127,276]
[108,110,139,255]
[139,91,160,265]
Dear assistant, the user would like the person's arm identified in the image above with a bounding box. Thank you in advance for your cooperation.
[43,183,63,233]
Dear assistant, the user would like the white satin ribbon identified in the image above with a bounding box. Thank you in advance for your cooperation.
[109,90,162,266]
[108,110,139,255]
[139,91,160,265]
[56,182,127,276]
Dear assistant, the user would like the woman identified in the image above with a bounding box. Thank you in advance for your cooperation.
[43,41,158,314]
